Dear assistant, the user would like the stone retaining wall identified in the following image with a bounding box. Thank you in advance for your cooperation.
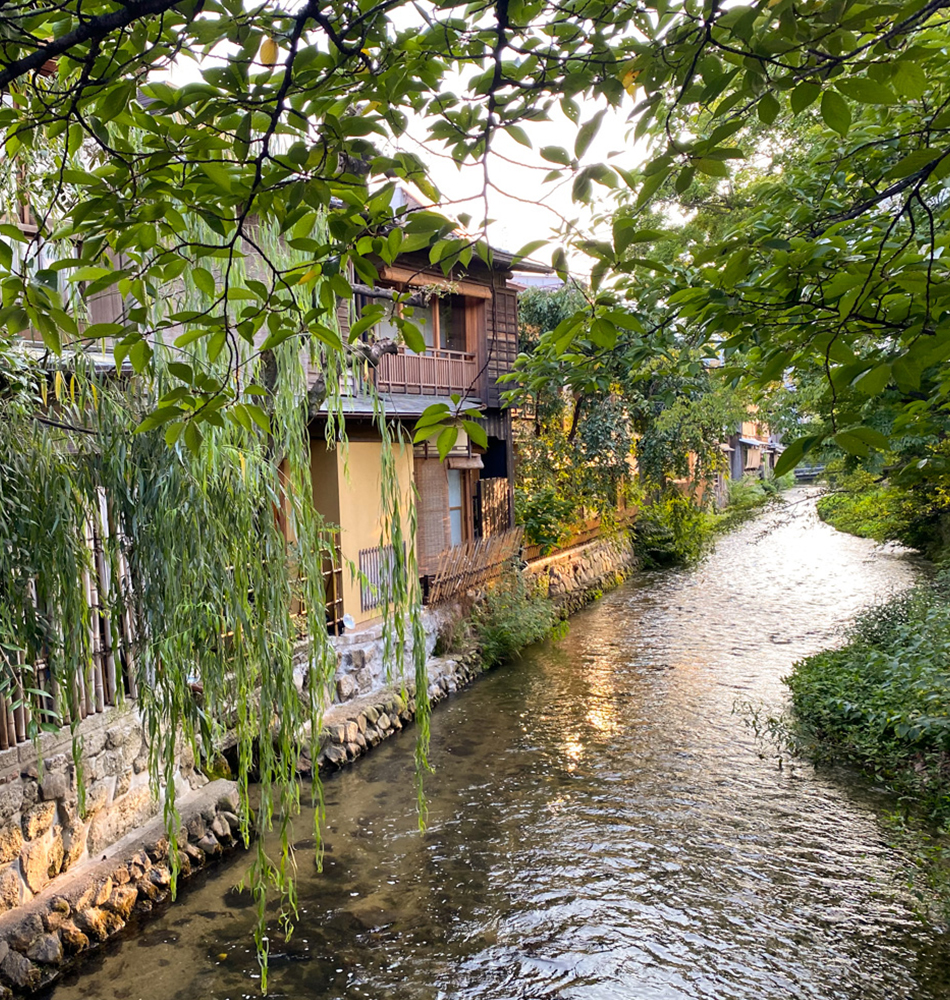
[0,534,637,994]
[0,780,239,997]
[0,705,207,924]
[525,530,637,613]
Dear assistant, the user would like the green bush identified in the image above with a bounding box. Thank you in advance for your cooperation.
[470,571,561,668]
[785,576,950,822]
[634,487,714,568]
[515,485,576,554]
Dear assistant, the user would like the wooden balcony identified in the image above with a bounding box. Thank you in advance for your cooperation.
[375,347,478,397]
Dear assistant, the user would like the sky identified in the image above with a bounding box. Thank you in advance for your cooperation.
[165,23,654,277]
[392,99,649,273]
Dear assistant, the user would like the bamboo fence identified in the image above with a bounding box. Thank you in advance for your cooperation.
[426,526,523,606]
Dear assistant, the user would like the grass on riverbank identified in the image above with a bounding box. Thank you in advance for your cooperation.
[784,576,950,825]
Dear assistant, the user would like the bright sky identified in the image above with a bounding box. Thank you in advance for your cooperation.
[393,100,650,273]
[166,29,653,277]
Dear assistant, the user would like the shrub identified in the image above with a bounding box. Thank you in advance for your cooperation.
[470,571,561,668]
[515,485,576,554]
[634,487,714,568]
[785,576,950,822]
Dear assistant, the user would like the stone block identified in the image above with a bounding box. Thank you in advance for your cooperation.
[345,742,361,759]
[113,769,132,799]
[0,949,39,991]
[74,907,117,942]
[336,675,357,701]
[211,814,231,841]
[58,922,89,955]
[60,822,87,873]
[0,826,22,865]
[26,932,62,966]
[104,884,138,920]
[86,785,155,857]
[327,724,346,745]
[94,877,114,907]
[0,779,23,822]
[20,836,54,893]
[323,745,346,767]
[356,714,367,734]
[343,721,359,743]
[38,771,69,803]
[376,713,391,731]
[216,786,239,813]
[7,912,43,951]
[364,706,379,724]
[195,834,220,856]
[21,801,56,840]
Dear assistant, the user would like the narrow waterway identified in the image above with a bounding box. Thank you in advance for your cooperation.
[48,492,950,1000]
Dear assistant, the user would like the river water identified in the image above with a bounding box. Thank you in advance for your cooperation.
[48,491,950,1000]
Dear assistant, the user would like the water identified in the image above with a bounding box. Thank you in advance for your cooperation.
[48,492,950,1000]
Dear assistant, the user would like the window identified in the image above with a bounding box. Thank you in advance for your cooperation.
[448,469,464,547]
[439,295,467,352]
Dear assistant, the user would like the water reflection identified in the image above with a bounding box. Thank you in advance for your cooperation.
[47,491,950,1000]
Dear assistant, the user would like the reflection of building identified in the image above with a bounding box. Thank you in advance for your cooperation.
[310,242,550,629]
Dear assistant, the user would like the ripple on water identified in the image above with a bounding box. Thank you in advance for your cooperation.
[42,492,950,1000]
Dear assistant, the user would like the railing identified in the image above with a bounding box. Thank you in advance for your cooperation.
[375,347,478,396]
[358,542,406,613]
[426,527,523,606]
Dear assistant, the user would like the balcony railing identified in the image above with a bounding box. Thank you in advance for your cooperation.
[375,347,478,397]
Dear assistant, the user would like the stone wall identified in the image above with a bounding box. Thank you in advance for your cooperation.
[0,705,207,925]
[0,535,637,994]
[524,530,637,613]
[0,780,239,996]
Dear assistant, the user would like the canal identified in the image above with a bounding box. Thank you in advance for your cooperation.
[47,492,950,999]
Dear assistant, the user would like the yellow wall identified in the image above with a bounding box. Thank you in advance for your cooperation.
[311,437,415,626]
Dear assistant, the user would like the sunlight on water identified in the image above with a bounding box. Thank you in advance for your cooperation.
[46,491,950,1000]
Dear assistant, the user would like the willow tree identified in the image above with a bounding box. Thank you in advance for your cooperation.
[6,0,950,979]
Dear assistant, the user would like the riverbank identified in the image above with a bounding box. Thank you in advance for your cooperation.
[42,491,946,1000]
[0,531,637,997]
[783,501,950,910]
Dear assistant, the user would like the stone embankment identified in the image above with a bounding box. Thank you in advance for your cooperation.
[525,533,638,614]
[0,528,636,995]
[0,780,240,996]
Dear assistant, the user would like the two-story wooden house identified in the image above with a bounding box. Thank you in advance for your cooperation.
[309,243,547,629]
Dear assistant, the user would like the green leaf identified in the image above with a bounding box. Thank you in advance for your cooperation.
[834,431,870,458]
[757,92,780,125]
[574,109,606,158]
[540,145,571,165]
[852,364,891,395]
[821,91,851,136]
[198,162,233,193]
[846,426,890,451]
[243,403,271,434]
[437,426,458,461]
[400,320,427,354]
[183,420,203,456]
[774,435,820,477]
[694,157,729,178]
[462,419,488,449]
[892,61,927,100]
[637,167,671,207]
[505,124,532,148]
[790,82,821,115]
[192,267,216,297]
[836,78,897,105]
[888,148,940,179]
